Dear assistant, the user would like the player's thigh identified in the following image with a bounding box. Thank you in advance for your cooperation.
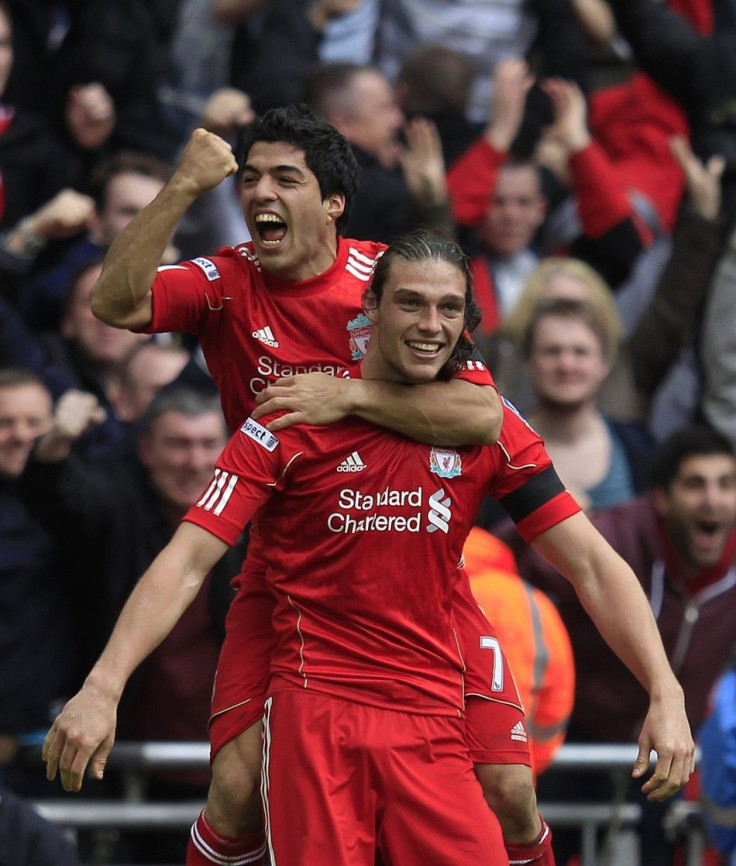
[377,713,506,865]
[209,570,276,759]
[262,690,375,866]
[207,722,264,833]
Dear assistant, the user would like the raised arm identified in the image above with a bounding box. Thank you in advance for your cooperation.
[89,128,239,331]
[532,511,694,800]
[252,373,502,446]
[42,522,228,792]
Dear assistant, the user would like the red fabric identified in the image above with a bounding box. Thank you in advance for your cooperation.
[506,816,555,865]
[587,72,689,232]
[186,809,266,866]
[668,0,713,33]
[447,137,508,226]
[263,689,507,865]
[470,255,501,336]
[0,105,15,222]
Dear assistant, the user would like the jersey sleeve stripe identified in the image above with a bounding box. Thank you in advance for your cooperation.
[500,465,567,524]
[213,473,239,516]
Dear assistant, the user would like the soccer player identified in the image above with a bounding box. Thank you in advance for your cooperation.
[46,107,690,866]
[77,105,557,866]
[43,232,694,865]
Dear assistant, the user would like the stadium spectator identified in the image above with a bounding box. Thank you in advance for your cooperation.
[700,226,736,446]
[304,62,453,243]
[109,341,191,424]
[37,258,148,459]
[498,424,736,864]
[0,781,81,866]
[520,296,653,511]
[20,386,244,863]
[0,0,75,232]
[19,150,174,332]
[0,369,80,798]
[699,657,736,866]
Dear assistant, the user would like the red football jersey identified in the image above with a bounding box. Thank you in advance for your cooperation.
[185,398,579,714]
[148,237,493,430]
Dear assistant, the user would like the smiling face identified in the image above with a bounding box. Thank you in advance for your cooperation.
[654,454,736,572]
[363,258,467,385]
[0,382,52,479]
[240,141,345,282]
[138,410,228,514]
[526,313,611,410]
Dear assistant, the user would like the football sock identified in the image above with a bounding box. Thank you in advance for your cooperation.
[186,808,267,865]
[506,815,555,865]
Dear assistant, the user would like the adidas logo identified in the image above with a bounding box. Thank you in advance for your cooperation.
[252,326,279,348]
[510,721,528,743]
[337,451,366,472]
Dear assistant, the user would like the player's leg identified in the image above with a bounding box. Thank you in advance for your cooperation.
[455,573,555,864]
[262,688,376,866]
[377,712,507,864]
[187,569,275,866]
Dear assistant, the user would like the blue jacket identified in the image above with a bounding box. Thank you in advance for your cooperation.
[700,667,736,863]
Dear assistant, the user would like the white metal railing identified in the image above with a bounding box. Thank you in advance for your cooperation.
[29,742,707,866]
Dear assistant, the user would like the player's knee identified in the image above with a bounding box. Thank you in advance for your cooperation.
[474,763,539,835]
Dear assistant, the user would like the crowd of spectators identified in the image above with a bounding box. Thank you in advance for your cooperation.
[2,0,736,864]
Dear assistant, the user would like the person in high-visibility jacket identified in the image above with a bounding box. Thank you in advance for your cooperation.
[463,526,575,776]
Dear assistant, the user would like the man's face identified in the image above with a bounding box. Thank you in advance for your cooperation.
[654,454,736,571]
[0,383,52,479]
[526,314,610,409]
[62,264,147,367]
[337,70,404,158]
[476,165,546,258]
[240,141,344,281]
[138,410,227,513]
[365,258,466,385]
[93,172,166,247]
[0,9,12,99]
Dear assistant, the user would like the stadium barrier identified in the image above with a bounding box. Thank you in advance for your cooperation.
[30,742,707,866]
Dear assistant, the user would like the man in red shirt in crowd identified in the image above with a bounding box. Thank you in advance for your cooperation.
[43,231,693,864]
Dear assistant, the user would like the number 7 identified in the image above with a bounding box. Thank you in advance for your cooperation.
[480,636,504,691]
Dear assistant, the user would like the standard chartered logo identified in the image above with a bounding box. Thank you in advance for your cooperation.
[427,488,451,534]
[326,485,452,534]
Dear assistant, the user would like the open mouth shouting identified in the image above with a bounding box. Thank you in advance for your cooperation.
[254,212,288,248]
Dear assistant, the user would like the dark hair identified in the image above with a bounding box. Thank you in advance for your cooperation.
[650,425,735,490]
[366,229,482,380]
[239,104,359,233]
[139,386,224,436]
[87,150,173,211]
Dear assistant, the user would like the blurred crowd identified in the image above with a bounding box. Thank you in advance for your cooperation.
[2,0,736,864]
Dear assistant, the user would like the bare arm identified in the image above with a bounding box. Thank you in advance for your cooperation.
[532,512,695,800]
[252,373,503,445]
[42,522,228,791]
[89,128,239,330]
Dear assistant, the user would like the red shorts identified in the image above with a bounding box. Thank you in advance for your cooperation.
[209,569,276,759]
[210,567,531,769]
[454,571,531,766]
[262,687,507,866]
